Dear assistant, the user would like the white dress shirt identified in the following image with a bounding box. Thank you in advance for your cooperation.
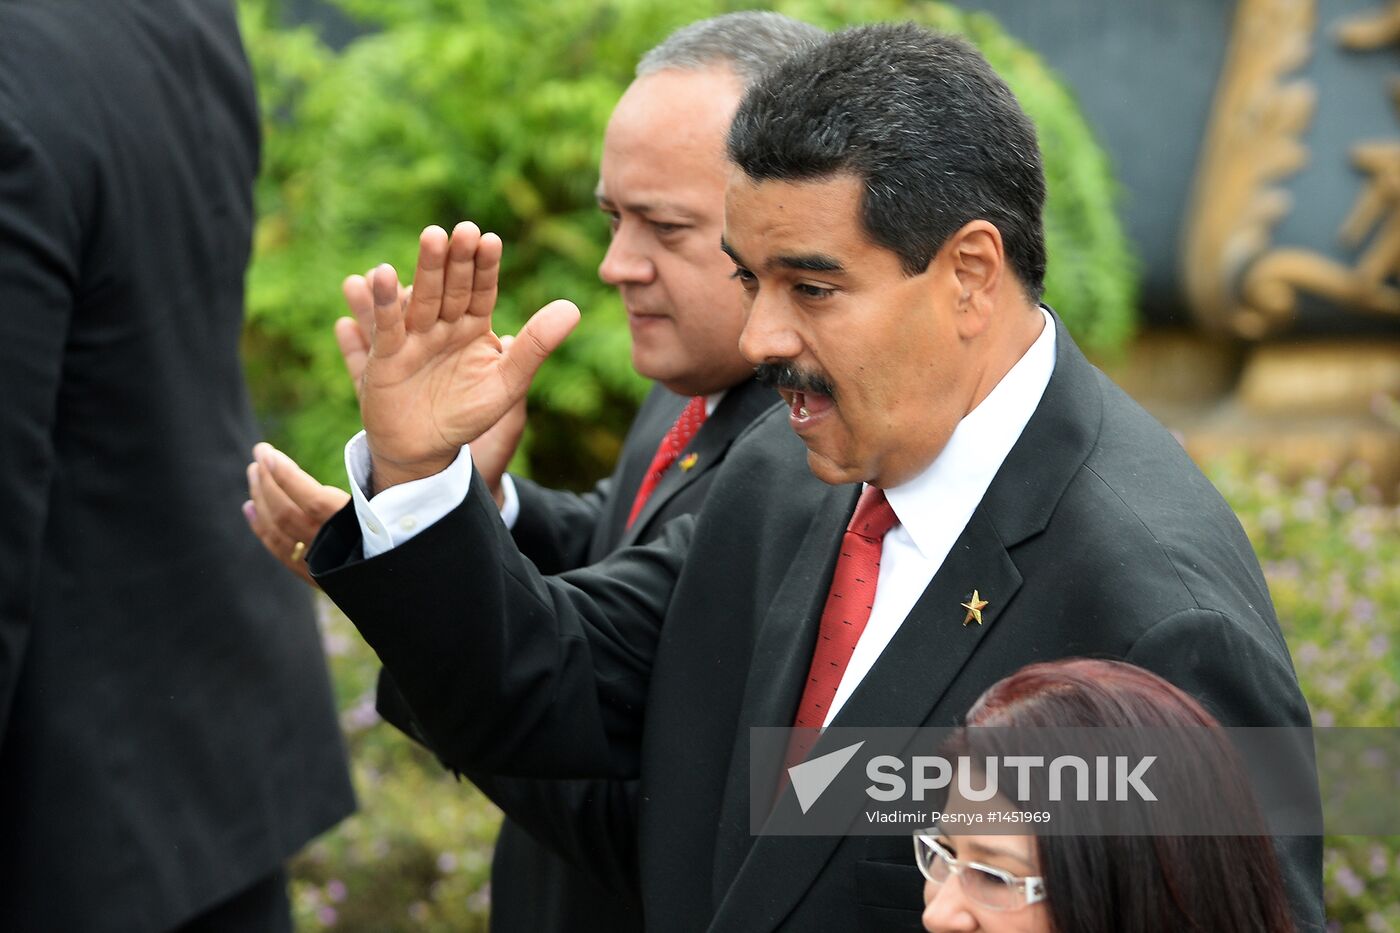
[344,314,1054,721]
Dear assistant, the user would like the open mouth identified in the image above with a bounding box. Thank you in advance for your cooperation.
[784,389,836,427]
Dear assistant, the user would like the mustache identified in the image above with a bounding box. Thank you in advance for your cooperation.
[753,362,837,399]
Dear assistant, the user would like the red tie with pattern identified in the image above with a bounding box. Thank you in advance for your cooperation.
[625,396,708,529]
[787,486,900,762]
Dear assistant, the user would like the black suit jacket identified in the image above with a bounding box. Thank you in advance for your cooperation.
[380,379,778,933]
[317,316,1322,932]
[0,3,354,930]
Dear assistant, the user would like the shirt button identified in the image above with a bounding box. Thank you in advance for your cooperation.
[367,521,381,535]
[399,516,418,532]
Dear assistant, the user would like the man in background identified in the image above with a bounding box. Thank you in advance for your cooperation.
[244,13,821,931]
[0,1,354,930]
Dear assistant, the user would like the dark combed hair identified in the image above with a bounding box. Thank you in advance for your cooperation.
[959,659,1298,933]
[726,22,1047,298]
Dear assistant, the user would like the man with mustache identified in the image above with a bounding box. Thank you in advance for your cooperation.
[308,23,1323,932]
[245,13,820,932]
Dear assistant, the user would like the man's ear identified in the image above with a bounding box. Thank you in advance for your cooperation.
[945,220,1004,338]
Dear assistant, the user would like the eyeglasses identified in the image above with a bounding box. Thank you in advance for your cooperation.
[912,828,1046,912]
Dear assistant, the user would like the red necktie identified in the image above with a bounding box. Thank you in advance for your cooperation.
[789,486,900,755]
[625,396,707,529]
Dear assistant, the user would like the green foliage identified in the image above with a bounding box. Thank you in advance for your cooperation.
[237,0,1137,487]
[291,459,1400,930]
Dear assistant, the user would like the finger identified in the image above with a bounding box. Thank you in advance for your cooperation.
[242,494,289,562]
[440,221,484,323]
[334,316,370,387]
[245,465,313,585]
[342,273,373,326]
[405,225,450,333]
[370,264,406,356]
[258,443,351,524]
[353,267,390,335]
[497,299,580,400]
[467,231,503,321]
[251,446,326,544]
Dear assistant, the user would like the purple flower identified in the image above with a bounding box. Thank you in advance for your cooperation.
[340,695,380,733]
[1349,527,1376,551]
[326,879,347,903]
[437,851,459,873]
[1335,865,1365,897]
[316,905,338,927]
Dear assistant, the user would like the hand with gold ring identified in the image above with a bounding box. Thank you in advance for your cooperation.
[243,442,351,588]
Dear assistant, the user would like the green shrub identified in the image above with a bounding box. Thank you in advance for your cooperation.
[237,0,1137,488]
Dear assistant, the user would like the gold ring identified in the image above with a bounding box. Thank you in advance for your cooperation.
[290,540,307,563]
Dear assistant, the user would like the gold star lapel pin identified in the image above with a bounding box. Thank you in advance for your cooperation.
[679,452,699,472]
[961,590,989,626]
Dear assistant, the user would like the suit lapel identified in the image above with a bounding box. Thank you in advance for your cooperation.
[619,380,778,548]
[709,508,1023,933]
[828,508,1023,730]
[600,387,688,551]
[711,483,858,905]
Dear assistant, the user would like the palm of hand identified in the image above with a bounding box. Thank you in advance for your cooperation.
[358,223,578,493]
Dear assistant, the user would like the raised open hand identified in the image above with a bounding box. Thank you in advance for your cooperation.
[359,222,578,494]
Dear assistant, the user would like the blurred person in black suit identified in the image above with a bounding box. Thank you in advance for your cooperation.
[0,2,354,930]
[242,13,820,932]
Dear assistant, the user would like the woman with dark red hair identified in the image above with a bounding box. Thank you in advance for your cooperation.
[917,658,1297,933]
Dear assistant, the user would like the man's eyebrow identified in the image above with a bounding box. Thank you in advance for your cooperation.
[776,253,844,273]
[719,240,844,274]
[595,192,701,221]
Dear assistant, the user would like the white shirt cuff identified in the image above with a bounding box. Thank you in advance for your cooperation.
[498,473,520,529]
[345,430,473,559]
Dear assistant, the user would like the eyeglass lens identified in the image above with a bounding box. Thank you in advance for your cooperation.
[917,836,1019,911]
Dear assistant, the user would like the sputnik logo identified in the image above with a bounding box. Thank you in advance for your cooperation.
[787,741,867,814]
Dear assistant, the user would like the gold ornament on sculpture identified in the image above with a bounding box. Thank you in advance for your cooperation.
[1183,0,1400,337]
